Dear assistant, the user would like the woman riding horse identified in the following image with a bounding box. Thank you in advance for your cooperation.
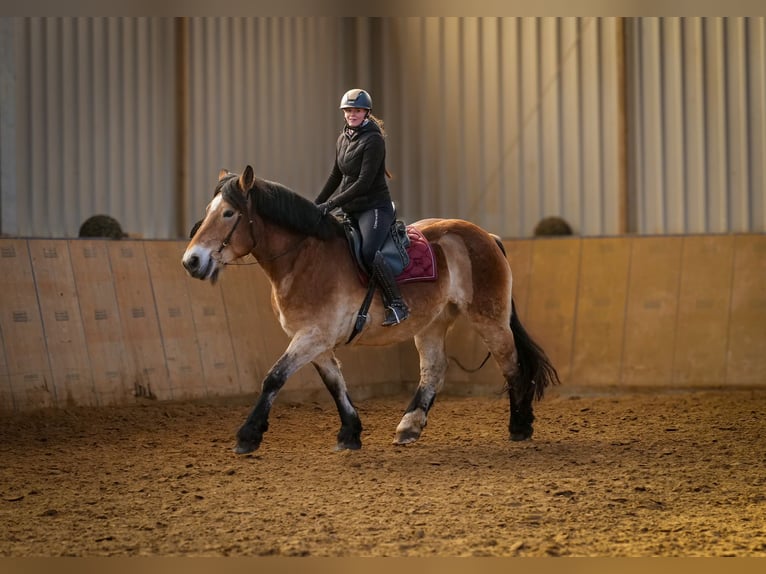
[315,88,409,327]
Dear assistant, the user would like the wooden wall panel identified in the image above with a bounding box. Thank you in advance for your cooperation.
[29,240,95,407]
[219,264,277,395]
[107,241,171,401]
[570,238,632,385]
[726,234,766,384]
[0,319,11,410]
[525,238,581,383]
[144,241,208,400]
[504,239,534,314]
[70,239,135,405]
[3,234,766,412]
[182,264,241,399]
[0,240,53,409]
[0,241,16,410]
[673,235,735,385]
[622,237,683,386]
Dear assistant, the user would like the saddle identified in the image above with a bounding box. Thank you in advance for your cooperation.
[340,215,438,343]
[341,216,437,284]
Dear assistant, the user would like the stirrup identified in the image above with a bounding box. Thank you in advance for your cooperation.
[382,302,409,326]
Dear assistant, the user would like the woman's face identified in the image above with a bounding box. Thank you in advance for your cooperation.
[343,107,367,128]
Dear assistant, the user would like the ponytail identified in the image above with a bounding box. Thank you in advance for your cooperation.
[367,114,392,178]
[369,114,386,135]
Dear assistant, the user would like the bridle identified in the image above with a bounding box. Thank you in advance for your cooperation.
[211,187,308,266]
[210,184,257,262]
[216,210,248,256]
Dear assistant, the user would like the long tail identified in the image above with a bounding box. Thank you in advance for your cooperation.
[509,299,561,401]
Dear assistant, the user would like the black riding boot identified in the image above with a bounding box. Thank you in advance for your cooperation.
[372,251,409,326]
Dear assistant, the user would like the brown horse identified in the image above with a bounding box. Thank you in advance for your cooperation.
[182,166,559,454]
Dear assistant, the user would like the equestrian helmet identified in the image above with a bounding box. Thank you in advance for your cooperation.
[339,88,372,110]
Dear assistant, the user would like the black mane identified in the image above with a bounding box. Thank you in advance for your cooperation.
[217,174,343,240]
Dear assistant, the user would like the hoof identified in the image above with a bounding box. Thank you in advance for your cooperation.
[336,426,362,451]
[335,437,362,452]
[334,439,362,452]
[510,429,533,441]
[233,439,260,454]
[394,410,426,445]
[393,428,422,445]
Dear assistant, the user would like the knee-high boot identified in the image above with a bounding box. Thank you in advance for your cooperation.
[372,251,409,326]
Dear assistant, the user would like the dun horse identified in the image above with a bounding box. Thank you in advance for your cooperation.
[182,166,559,454]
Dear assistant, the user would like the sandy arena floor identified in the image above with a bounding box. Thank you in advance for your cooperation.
[1,388,764,557]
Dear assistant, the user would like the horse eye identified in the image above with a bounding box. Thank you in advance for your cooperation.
[223,209,235,218]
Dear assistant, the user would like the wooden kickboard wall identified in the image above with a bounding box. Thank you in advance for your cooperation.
[0,234,764,411]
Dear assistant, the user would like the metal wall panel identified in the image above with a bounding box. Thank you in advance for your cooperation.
[375,17,624,237]
[183,17,358,227]
[628,17,766,234]
[7,17,765,239]
[7,16,626,239]
[13,17,177,239]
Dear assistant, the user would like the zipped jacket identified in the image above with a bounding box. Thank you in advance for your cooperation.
[316,119,391,214]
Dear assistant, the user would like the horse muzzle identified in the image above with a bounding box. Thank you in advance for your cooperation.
[182,246,221,284]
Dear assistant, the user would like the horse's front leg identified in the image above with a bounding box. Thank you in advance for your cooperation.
[235,331,325,454]
[312,352,362,451]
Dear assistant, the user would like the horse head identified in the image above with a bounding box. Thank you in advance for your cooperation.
[182,165,257,284]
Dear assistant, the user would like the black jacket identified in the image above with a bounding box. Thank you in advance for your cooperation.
[315,120,391,214]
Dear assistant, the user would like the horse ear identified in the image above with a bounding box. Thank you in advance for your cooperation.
[218,168,230,181]
[239,165,255,192]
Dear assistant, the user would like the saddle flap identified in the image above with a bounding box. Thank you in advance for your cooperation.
[342,217,409,276]
[342,217,437,285]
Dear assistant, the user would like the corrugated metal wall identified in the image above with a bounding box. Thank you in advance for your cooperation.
[183,17,358,229]
[12,17,177,239]
[3,17,766,239]
[183,16,625,237]
[381,17,625,236]
[628,17,766,234]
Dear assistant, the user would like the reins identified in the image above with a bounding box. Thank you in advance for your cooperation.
[223,236,309,267]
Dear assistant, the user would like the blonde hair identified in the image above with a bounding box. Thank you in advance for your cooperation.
[369,113,386,135]
[370,114,392,178]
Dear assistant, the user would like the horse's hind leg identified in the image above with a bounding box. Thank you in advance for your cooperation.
[506,301,560,439]
[471,317,534,441]
[507,359,535,441]
[312,352,362,450]
[394,318,451,445]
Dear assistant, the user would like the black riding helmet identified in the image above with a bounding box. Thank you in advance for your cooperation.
[339,88,372,110]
